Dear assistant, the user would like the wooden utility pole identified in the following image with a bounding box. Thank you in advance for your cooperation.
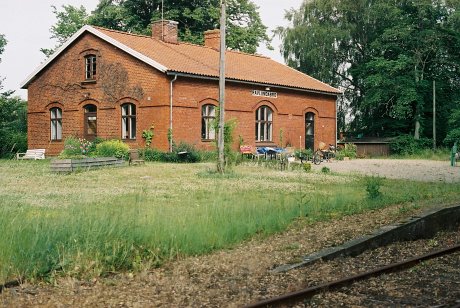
[217,0,226,173]
[433,80,436,150]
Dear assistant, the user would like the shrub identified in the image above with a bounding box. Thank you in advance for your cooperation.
[0,131,27,159]
[142,142,212,163]
[295,148,313,161]
[321,166,330,174]
[339,143,357,158]
[302,163,312,172]
[390,135,431,155]
[365,176,383,199]
[96,140,129,159]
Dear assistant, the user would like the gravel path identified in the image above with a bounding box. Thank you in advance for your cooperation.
[311,159,460,182]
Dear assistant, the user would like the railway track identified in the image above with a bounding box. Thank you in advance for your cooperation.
[245,243,460,308]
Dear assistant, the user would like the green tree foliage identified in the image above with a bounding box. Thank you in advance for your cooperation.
[41,5,90,57]
[0,95,28,158]
[279,0,460,144]
[0,34,7,92]
[43,0,269,55]
[444,105,460,146]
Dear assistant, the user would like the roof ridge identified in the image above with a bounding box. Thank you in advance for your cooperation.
[93,25,270,60]
[91,25,151,39]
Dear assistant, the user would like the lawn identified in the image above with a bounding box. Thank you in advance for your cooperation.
[1,159,459,284]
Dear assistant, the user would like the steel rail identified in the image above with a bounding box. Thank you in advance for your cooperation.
[244,243,460,308]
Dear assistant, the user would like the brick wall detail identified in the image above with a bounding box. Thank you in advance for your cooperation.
[26,32,337,155]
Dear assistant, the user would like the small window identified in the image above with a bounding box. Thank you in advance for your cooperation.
[201,104,216,140]
[85,55,97,80]
[255,106,273,142]
[122,103,136,140]
[50,107,62,141]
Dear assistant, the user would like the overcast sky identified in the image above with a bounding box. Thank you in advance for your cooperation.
[0,0,303,99]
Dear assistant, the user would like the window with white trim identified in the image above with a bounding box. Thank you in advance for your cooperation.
[50,107,62,141]
[255,106,273,142]
[122,103,136,139]
[85,54,97,80]
[201,104,216,140]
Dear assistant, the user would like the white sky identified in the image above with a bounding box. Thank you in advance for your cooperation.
[0,0,302,99]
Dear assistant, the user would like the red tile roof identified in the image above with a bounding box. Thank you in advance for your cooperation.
[21,25,340,95]
[94,26,341,95]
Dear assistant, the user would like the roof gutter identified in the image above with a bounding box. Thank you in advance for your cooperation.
[169,74,178,152]
[166,71,341,97]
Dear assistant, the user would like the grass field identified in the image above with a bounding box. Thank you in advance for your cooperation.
[1,159,459,284]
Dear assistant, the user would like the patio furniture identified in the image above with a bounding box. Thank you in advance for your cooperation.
[16,149,46,160]
[129,149,145,165]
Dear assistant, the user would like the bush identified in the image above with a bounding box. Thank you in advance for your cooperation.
[365,176,383,199]
[0,131,27,159]
[321,166,330,174]
[142,142,213,163]
[295,148,313,161]
[59,136,94,158]
[390,135,431,155]
[338,143,357,159]
[302,163,312,172]
[96,140,129,159]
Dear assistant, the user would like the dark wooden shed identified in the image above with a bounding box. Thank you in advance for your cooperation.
[338,137,393,157]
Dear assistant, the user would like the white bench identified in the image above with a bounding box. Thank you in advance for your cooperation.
[16,149,46,160]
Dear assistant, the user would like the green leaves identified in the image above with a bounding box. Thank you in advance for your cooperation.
[281,0,460,141]
[44,0,269,55]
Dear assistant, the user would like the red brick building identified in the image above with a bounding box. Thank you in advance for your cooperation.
[21,21,341,156]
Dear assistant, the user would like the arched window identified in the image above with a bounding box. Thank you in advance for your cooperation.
[201,104,216,140]
[305,112,315,151]
[255,106,273,142]
[85,54,97,80]
[50,107,62,141]
[122,103,136,140]
[84,104,97,140]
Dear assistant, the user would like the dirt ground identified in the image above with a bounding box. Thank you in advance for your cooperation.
[311,159,460,182]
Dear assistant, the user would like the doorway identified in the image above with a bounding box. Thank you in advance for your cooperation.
[84,104,97,140]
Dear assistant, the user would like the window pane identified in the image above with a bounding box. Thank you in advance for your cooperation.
[57,120,62,140]
[51,122,56,140]
[209,124,215,140]
[122,105,127,116]
[209,105,215,117]
[85,105,97,113]
[131,104,136,115]
[130,118,136,139]
[122,118,127,139]
[87,119,97,135]
[267,109,272,121]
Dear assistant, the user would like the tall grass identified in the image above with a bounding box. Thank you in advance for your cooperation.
[0,160,459,284]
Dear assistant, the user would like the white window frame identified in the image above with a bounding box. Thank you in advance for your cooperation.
[122,103,136,140]
[255,106,273,142]
[201,104,216,140]
[50,107,62,141]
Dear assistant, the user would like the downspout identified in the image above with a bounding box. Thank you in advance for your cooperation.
[335,95,338,150]
[169,74,178,152]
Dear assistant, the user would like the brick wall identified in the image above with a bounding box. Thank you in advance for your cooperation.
[26,32,337,155]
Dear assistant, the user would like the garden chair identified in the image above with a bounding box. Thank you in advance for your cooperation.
[128,149,145,166]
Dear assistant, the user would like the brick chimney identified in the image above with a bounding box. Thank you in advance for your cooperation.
[151,20,179,44]
[204,29,220,50]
